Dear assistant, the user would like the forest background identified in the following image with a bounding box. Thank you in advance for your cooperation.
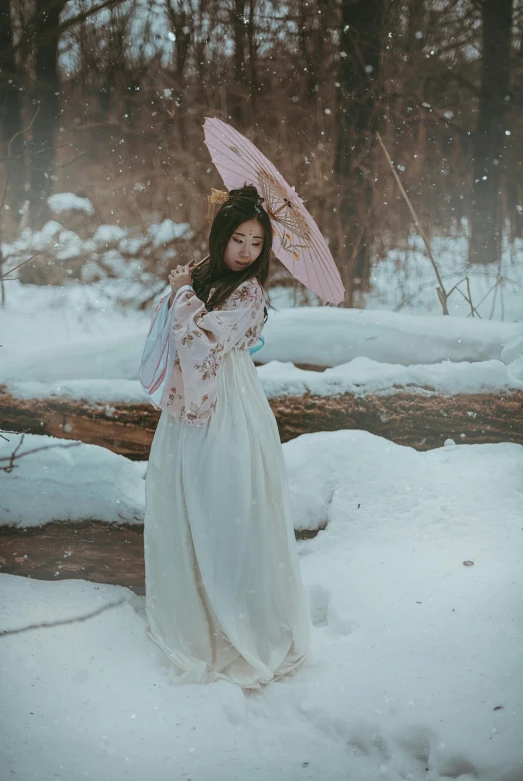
[1,0,522,308]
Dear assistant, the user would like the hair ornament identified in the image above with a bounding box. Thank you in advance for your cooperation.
[206,185,266,225]
[208,188,230,205]
[207,188,230,224]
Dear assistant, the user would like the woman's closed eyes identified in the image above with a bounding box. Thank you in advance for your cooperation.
[234,238,261,247]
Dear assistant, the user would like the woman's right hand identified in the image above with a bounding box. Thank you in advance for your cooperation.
[168,260,195,305]
[168,260,194,295]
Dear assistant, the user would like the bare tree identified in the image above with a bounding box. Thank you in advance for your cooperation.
[405,0,426,59]
[0,0,25,222]
[468,0,514,265]
[246,0,258,114]
[229,0,247,125]
[296,0,334,104]
[334,0,384,305]
[166,0,193,149]
[25,0,67,227]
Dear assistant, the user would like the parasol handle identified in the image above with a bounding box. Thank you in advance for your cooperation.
[191,254,210,269]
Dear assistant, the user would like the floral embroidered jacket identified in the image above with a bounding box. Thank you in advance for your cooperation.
[147,277,266,426]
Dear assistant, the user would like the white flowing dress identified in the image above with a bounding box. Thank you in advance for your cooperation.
[144,343,312,689]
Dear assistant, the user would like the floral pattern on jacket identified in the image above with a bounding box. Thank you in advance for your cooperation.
[151,277,265,426]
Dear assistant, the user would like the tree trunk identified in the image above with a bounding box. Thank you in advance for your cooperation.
[0,0,22,146]
[230,0,246,126]
[0,0,25,222]
[468,0,513,265]
[334,0,384,306]
[297,0,329,104]
[405,0,425,60]
[247,0,258,115]
[2,384,522,459]
[166,0,192,150]
[29,0,67,229]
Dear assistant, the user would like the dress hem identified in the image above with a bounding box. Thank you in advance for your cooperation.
[145,618,308,691]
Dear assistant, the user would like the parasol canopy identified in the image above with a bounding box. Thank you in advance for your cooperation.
[203,117,345,305]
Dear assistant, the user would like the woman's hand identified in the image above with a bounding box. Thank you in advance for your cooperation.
[168,260,195,299]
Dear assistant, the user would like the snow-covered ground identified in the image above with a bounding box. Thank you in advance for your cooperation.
[1,226,522,780]
[1,430,522,779]
[0,433,144,527]
[1,280,522,400]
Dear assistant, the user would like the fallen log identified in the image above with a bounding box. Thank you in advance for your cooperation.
[0,520,322,593]
[1,384,522,458]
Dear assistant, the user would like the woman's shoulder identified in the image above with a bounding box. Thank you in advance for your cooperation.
[228,277,265,307]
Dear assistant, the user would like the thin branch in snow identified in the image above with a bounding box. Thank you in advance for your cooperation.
[0,598,127,638]
[0,433,82,473]
[0,253,43,281]
[376,131,450,315]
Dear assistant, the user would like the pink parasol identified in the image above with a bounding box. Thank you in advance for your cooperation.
[203,117,345,305]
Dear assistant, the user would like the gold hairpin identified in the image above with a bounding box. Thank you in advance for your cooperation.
[208,188,230,205]
[207,188,230,225]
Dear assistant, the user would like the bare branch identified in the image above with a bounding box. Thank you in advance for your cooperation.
[0,107,41,213]
[376,131,450,316]
[1,253,42,281]
[0,598,127,637]
[0,433,82,473]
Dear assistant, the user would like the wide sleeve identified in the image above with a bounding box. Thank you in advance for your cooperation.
[172,278,265,424]
[138,291,175,405]
[151,292,170,321]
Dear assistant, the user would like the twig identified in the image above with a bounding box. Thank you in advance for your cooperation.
[0,598,127,637]
[0,142,70,164]
[0,433,82,473]
[8,0,126,57]
[376,131,449,315]
[58,147,94,169]
[1,253,42,281]
[0,107,41,213]
[445,276,482,318]
[0,108,41,305]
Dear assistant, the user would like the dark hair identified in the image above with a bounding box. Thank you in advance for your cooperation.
[191,184,275,320]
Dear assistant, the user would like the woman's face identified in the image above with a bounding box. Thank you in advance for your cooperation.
[223,219,264,272]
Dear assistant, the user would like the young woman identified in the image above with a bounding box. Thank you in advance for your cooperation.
[143,185,312,690]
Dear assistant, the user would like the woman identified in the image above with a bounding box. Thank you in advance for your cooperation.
[143,185,312,690]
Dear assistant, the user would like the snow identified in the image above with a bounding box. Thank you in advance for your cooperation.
[0,280,152,382]
[4,353,523,408]
[366,235,523,323]
[149,218,193,246]
[8,220,62,253]
[1,220,193,304]
[259,307,522,367]
[6,378,145,403]
[55,229,87,260]
[47,192,94,215]
[1,236,523,778]
[1,430,522,779]
[0,433,144,527]
[258,356,523,398]
[268,236,523,323]
[2,282,522,396]
[93,224,128,244]
[118,235,148,255]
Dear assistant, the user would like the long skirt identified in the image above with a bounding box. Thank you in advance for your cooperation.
[143,347,311,689]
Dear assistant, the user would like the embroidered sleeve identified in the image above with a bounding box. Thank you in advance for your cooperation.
[172,278,265,423]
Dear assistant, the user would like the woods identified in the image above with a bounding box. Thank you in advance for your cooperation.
[2,0,523,296]
[1,1,523,772]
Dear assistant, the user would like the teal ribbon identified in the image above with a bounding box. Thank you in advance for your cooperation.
[249,336,265,355]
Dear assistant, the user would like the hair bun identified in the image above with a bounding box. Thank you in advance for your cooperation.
[228,184,264,206]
